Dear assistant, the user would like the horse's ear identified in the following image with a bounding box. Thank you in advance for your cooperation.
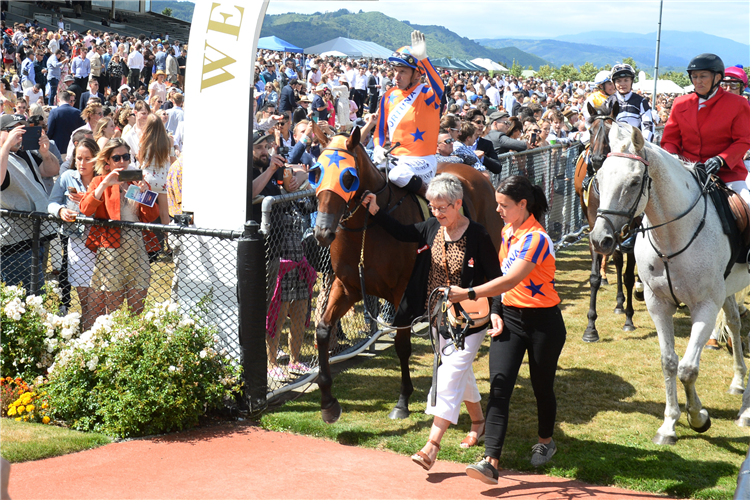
[631,126,645,153]
[347,126,361,151]
[610,100,620,118]
[587,102,596,117]
[312,121,330,148]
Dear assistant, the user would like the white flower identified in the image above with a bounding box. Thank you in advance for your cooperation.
[169,365,176,372]
[25,295,45,316]
[86,355,99,371]
[4,297,25,321]
[61,328,74,340]
[199,350,207,359]
[167,302,178,314]
[178,316,194,328]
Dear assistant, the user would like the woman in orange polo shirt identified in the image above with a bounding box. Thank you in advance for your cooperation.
[449,175,566,484]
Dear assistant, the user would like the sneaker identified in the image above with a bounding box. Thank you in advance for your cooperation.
[530,439,557,467]
[276,349,290,362]
[267,367,287,381]
[289,362,311,375]
[465,459,499,485]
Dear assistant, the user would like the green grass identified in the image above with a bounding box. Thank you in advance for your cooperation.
[260,239,750,499]
[0,419,111,463]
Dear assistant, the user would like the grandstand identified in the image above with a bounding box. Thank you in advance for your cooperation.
[3,1,191,44]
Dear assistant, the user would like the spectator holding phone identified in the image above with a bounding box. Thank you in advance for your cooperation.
[80,138,160,316]
[0,114,55,287]
[47,138,101,330]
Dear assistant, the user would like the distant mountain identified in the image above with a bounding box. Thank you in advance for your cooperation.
[477,30,749,71]
[261,10,549,68]
[150,1,194,22]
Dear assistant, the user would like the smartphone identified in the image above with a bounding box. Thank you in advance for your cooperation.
[530,133,537,143]
[118,169,143,182]
[21,126,42,151]
[67,186,78,194]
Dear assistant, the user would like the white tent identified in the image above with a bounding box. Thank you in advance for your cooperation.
[471,58,508,72]
[304,37,392,58]
[633,78,687,95]
[319,50,347,58]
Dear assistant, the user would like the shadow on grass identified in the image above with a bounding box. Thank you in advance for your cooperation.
[537,434,738,498]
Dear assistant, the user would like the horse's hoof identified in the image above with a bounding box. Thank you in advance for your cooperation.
[728,386,744,395]
[582,330,600,343]
[652,433,677,445]
[601,278,609,286]
[388,407,410,420]
[634,290,645,302]
[736,416,750,427]
[321,400,342,424]
[690,415,711,434]
[622,324,636,332]
[614,307,625,315]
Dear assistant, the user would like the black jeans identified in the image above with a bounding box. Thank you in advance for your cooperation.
[484,305,566,460]
[128,68,140,88]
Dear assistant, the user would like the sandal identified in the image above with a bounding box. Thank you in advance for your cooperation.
[411,439,440,471]
[460,419,486,449]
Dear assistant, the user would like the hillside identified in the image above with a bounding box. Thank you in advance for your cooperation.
[478,30,749,71]
[260,10,548,67]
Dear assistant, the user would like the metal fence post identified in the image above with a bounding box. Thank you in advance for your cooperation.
[236,220,268,415]
[30,217,41,296]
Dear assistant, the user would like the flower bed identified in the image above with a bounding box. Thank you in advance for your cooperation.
[1,283,241,438]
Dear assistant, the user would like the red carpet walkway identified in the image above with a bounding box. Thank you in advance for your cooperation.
[8,422,676,499]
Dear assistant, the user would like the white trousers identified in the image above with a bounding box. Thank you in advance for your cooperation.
[425,329,485,425]
[387,155,437,188]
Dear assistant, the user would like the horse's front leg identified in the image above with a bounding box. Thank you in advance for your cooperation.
[622,251,636,332]
[317,277,358,424]
[388,325,414,419]
[646,292,680,445]
[600,254,609,286]
[583,246,603,343]
[680,300,721,435]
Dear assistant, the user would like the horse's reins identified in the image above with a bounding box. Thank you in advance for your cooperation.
[597,150,711,306]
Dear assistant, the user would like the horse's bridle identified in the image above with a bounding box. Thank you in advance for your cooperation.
[588,115,615,171]
[595,151,652,243]
[596,149,712,306]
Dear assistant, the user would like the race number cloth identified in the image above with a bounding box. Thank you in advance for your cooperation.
[375,57,444,158]
[310,135,359,202]
[499,214,560,308]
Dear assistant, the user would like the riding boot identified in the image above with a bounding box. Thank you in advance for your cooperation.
[403,175,427,198]
[581,174,592,193]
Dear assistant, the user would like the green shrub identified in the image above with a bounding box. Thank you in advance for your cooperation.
[46,302,241,438]
[1,283,80,380]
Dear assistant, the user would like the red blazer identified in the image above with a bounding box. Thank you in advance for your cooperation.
[80,175,161,252]
[661,87,750,183]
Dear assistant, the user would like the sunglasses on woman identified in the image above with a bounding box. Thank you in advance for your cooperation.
[111,153,131,162]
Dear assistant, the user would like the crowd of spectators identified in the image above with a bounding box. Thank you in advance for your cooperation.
[1,20,185,330]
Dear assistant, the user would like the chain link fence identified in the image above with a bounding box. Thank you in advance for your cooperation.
[260,191,384,396]
[0,208,245,361]
[490,142,587,246]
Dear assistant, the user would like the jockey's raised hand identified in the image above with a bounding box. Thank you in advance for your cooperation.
[410,30,427,61]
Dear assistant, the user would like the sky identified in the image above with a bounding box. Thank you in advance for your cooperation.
[265,0,750,45]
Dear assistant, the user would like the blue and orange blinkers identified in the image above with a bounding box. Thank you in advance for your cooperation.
[309,137,360,202]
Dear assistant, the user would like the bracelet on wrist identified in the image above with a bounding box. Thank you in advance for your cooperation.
[468,287,476,300]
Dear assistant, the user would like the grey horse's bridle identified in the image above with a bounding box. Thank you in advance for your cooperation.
[595,151,651,244]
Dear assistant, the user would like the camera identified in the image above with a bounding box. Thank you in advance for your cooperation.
[276,146,290,158]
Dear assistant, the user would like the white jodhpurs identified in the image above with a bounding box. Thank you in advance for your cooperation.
[425,329,485,425]
[387,155,437,188]
[727,180,750,207]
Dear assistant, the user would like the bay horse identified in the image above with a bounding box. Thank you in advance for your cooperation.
[590,122,750,445]
[311,126,502,423]
[574,102,637,342]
